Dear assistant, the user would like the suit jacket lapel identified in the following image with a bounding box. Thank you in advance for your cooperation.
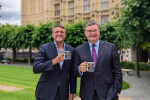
[95,40,105,68]
[84,42,93,62]
[49,42,60,71]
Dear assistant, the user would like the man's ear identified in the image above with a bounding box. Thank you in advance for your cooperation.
[84,31,86,36]
[52,33,54,37]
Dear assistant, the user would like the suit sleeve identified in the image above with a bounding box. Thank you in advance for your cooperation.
[112,44,122,94]
[33,45,54,74]
[73,48,82,77]
[69,49,77,94]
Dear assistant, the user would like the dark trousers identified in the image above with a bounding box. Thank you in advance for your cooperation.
[81,89,118,100]
[36,86,61,100]
[81,89,99,100]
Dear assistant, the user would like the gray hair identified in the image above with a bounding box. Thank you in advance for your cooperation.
[52,24,66,33]
[84,20,100,31]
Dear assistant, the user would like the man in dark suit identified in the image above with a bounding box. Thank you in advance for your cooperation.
[74,20,122,100]
[33,24,77,100]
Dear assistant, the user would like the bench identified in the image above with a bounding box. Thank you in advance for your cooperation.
[0,60,12,64]
[121,69,134,76]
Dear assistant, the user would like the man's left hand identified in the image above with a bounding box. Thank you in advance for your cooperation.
[117,93,119,96]
[69,93,74,100]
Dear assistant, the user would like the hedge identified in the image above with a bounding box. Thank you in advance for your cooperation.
[121,61,150,71]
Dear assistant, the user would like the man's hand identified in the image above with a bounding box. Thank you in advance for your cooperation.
[117,93,119,96]
[79,62,87,72]
[69,93,74,100]
[52,53,64,65]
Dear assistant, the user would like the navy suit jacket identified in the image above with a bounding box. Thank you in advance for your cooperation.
[33,42,77,100]
[74,40,122,100]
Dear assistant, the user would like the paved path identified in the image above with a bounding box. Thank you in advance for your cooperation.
[0,84,23,91]
[1,62,150,100]
[74,96,132,100]
[0,62,33,68]
[120,71,150,100]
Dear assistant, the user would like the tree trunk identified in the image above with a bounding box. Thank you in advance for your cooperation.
[28,46,32,66]
[135,46,140,77]
[12,48,16,64]
[14,48,16,61]
[121,49,123,61]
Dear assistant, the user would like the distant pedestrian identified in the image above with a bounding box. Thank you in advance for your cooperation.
[0,53,3,61]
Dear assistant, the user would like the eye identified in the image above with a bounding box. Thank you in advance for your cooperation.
[87,30,92,33]
[93,30,97,32]
[55,31,59,33]
[60,31,64,33]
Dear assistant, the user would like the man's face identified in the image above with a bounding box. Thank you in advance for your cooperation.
[85,24,100,44]
[52,27,66,43]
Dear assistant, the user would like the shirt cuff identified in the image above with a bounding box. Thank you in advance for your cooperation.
[78,66,83,76]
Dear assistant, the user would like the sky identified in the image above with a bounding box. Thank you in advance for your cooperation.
[0,0,21,26]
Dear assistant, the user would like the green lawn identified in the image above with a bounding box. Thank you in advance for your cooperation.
[0,65,129,100]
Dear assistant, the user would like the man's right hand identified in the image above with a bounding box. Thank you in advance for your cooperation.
[52,53,64,65]
[79,62,87,72]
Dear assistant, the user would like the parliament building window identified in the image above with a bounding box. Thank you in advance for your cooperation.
[101,16,109,23]
[84,0,90,12]
[55,4,60,16]
[68,20,74,24]
[83,17,90,21]
[68,2,74,14]
[101,0,109,9]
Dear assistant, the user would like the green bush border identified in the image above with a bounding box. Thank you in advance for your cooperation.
[121,61,150,71]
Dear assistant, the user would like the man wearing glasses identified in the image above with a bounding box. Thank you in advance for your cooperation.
[74,20,122,100]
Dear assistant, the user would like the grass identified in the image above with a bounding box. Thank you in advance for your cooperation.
[0,65,129,100]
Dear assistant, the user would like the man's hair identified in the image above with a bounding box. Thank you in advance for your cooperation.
[84,20,100,31]
[52,24,66,33]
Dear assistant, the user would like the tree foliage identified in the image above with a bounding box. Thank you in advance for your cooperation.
[100,21,122,49]
[0,24,17,49]
[32,21,56,48]
[0,20,123,51]
[115,0,150,48]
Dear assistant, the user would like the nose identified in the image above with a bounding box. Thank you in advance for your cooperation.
[57,31,62,35]
[91,31,95,34]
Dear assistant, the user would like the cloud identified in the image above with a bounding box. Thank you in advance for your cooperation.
[0,0,21,26]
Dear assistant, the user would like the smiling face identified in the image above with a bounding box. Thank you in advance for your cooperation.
[52,27,66,43]
[85,24,100,44]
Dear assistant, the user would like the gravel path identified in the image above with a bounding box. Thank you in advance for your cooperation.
[120,71,150,100]
[0,84,23,91]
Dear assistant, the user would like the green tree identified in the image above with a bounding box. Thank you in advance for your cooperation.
[100,21,123,50]
[14,24,35,65]
[32,21,56,49]
[65,20,87,48]
[0,24,17,63]
[114,0,150,77]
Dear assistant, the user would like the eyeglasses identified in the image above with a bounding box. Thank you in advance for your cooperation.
[86,29,98,33]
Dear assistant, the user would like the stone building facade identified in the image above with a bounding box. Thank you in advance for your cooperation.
[21,0,122,25]
[118,48,148,62]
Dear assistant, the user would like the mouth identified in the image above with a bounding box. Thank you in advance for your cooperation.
[56,36,63,39]
[90,35,97,38]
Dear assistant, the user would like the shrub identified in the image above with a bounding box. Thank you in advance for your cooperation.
[120,61,150,71]
[3,57,35,63]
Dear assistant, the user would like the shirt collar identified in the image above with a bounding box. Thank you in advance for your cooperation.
[88,40,100,48]
[54,41,65,49]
